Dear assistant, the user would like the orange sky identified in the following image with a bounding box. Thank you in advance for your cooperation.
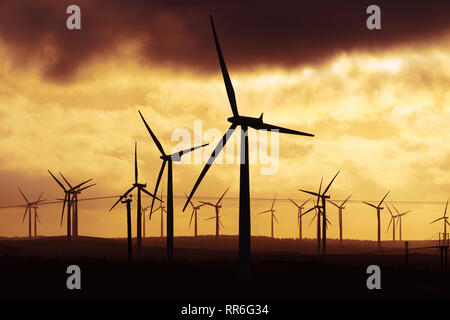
[0,5,450,241]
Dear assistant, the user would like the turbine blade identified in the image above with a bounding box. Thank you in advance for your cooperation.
[300,198,312,208]
[378,190,390,207]
[327,200,340,208]
[362,201,378,209]
[189,210,195,229]
[210,15,239,117]
[17,187,29,204]
[323,171,340,195]
[385,203,394,217]
[298,189,320,197]
[78,183,96,192]
[205,216,216,221]
[172,144,209,160]
[308,213,317,226]
[216,187,230,206]
[273,213,279,224]
[271,193,277,210]
[430,216,445,224]
[255,122,314,137]
[35,209,42,224]
[59,172,73,189]
[141,187,162,202]
[72,178,93,190]
[257,210,271,215]
[387,217,393,232]
[341,194,352,207]
[138,110,166,156]
[392,203,401,215]
[288,198,299,208]
[109,186,135,212]
[185,192,195,209]
[199,201,215,206]
[219,219,225,229]
[21,207,28,225]
[301,206,317,216]
[150,160,167,218]
[60,194,67,227]
[183,123,237,211]
[47,170,67,191]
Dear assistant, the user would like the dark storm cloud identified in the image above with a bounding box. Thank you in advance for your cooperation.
[0,0,449,81]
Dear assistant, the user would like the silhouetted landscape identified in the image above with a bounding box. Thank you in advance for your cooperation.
[1,236,448,299]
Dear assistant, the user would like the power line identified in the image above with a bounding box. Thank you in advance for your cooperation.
[0,194,448,209]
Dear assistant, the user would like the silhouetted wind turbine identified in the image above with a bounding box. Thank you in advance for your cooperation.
[183,15,314,279]
[300,171,339,254]
[57,172,96,237]
[48,170,92,240]
[199,187,229,240]
[288,198,311,240]
[362,191,390,247]
[386,203,397,242]
[328,194,352,243]
[430,198,449,242]
[391,203,411,241]
[185,193,205,237]
[139,111,208,263]
[109,142,161,251]
[151,190,166,238]
[17,187,45,238]
[257,194,279,238]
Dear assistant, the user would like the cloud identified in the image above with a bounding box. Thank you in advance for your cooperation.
[0,0,450,81]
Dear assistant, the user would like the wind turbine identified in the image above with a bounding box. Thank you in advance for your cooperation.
[183,15,314,279]
[151,190,166,238]
[391,203,411,241]
[199,187,229,240]
[17,187,45,238]
[299,171,339,255]
[138,111,208,263]
[430,198,449,242]
[386,203,397,242]
[185,193,206,237]
[328,194,352,243]
[257,194,279,238]
[288,197,311,240]
[56,172,96,237]
[362,191,390,247]
[109,142,161,250]
[48,170,93,240]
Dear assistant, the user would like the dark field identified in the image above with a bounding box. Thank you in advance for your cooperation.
[0,236,449,299]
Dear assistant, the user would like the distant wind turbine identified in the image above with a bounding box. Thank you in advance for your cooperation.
[386,203,397,242]
[17,187,45,238]
[299,171,339,255]
[185,193,206,237]
[150,189,166,238]
[391,203,411,241]
[288,198,311,240]
[48,170,93,240]
[430,198,449,242]
[257,194,279,238]
[328,194,352,243]
[109,142,161,251]
[139,111,208,263]
[200,187,229,240]
[362,190,390,247]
